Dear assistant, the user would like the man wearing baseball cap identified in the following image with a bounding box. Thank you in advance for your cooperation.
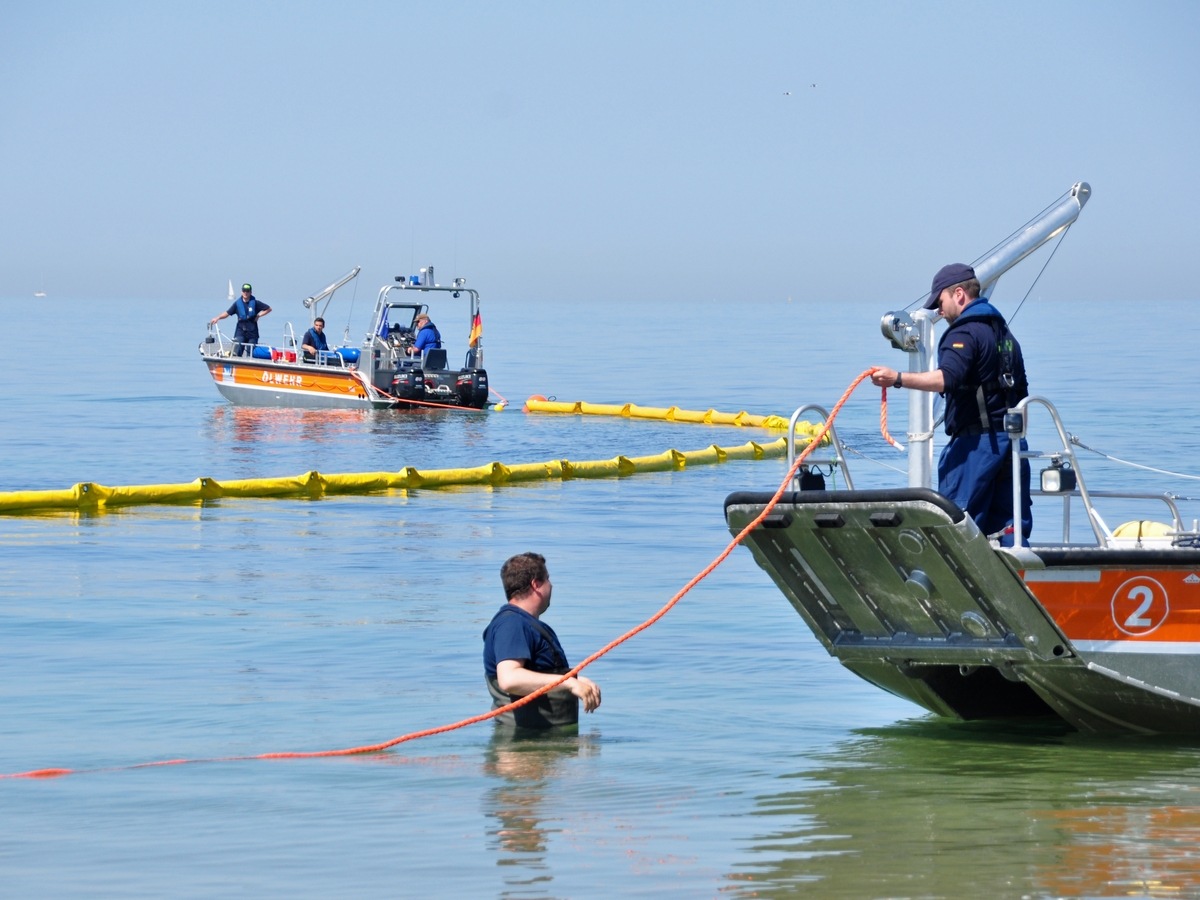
[870,263,1032,545]
[211,282,272,357]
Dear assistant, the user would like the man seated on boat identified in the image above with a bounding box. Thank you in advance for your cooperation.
[210,284,271,357]
[406,314,442,358]
[301,317,329,362]
[870,263,1033,546]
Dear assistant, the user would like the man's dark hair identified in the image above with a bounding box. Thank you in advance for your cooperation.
[957,278,981,300]
[314,317,325,325]
[501,552,548,599]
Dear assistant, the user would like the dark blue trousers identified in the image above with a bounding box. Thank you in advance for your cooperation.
[938,431,1032,546]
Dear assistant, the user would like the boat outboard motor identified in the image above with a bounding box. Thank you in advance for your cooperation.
[456,369,489,408]
[392,366,425,402]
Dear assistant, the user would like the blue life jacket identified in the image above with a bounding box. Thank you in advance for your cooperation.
[417,322,442,349]
[236,297,259,321]
[940,299,1028,435]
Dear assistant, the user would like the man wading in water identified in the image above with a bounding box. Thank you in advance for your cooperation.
[483,553,602,730]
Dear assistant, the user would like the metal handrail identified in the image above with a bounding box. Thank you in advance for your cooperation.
[201,324,233,357]
[787,404,854,490]
[1011,396,1105,546]
[1076,491,1186,532]
[1011,396,1188,546]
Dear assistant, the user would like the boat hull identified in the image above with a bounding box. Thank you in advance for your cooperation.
[725,488,1200,734]
[202,357,393,409]
[200,355,490,411]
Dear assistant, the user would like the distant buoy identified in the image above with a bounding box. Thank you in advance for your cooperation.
[522,394,547,412]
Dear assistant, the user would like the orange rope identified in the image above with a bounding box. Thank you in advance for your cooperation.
[397,396,490,413]
[879,385,904,449]
[373,381,491,414]
[2,370,876,780]
[349,369,489,414]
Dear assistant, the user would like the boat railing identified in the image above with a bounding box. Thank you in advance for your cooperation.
[283,322,339,364]
[201,324,233,357]
[787,405,855,490]
[777,391,1192,547]
[1013,395,1189,546]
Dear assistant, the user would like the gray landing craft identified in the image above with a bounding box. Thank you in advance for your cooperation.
[200,266,489,410]
[727,182,1200,734]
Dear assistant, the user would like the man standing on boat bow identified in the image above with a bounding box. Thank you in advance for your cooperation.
[870,263,1033,545]
[211,283,271,357]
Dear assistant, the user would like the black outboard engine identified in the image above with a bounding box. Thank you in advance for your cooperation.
[392,367,424,402]
[456,369,489,409]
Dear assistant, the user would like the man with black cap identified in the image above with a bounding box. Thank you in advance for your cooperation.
[210,283,272,357]
[870,263,1032,545]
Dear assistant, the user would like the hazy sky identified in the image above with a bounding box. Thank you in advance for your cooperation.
[2,1,1197,306]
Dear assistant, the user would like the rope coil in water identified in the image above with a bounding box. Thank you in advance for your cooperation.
[1,371,877,780]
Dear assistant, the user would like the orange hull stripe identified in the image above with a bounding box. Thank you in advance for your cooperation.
[207,362,368,398]
[1025,569,1200,643]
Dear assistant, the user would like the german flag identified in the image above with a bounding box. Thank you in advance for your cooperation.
[468,312,482,348]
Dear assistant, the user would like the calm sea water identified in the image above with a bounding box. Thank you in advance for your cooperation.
[2,287,1199,898]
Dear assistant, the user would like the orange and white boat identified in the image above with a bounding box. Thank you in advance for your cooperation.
[726,182,1200,734]
[199,265,490,411]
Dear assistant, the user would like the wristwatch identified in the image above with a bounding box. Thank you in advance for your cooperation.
[894,373,903,389]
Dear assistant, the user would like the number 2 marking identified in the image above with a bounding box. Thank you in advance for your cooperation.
[1124,586,1155,628]
[1111,577,1169,636]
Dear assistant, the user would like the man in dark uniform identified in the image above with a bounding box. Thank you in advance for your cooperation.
[211,283,272,357]
[483,552,601,730]
[301,317,329,362]
[871,263,1032,545]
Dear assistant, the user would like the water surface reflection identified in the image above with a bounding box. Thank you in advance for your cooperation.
[482,730,599,896]
[734,721,1200,898]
